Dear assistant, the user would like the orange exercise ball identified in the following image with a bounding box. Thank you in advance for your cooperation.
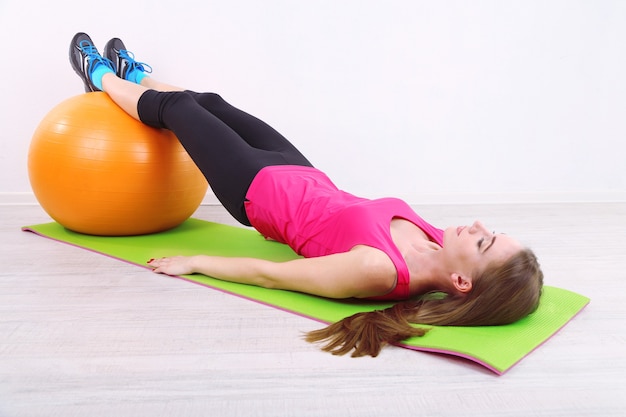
[28,92,208,236]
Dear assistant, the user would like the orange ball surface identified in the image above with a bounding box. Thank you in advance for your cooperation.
[28,92,208,236]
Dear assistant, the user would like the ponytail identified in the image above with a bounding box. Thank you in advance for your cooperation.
[306,248,543,357]
[305,302,431,357]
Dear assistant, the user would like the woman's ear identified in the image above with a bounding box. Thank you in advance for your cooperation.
[451,273,473,293]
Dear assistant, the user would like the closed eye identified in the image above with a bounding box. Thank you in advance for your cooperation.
[479,232,497,252]
[483,235,497,253]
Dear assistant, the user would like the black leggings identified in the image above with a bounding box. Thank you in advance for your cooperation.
[137,90,313,225]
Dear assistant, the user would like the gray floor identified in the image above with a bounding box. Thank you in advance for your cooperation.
[1,203,624,417]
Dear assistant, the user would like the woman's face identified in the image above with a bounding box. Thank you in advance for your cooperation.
[442,220,522,278]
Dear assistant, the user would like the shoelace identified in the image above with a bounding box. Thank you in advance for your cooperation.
[79,40,114,70]
[119,49,153,74]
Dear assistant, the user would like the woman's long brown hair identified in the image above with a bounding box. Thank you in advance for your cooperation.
[305,248,544,357]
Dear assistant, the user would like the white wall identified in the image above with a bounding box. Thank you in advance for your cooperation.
[1,0,624,205]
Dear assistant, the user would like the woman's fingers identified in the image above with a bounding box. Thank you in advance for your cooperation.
[147,256,193,275]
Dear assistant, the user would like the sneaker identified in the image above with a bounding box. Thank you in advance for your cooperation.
[104,37,152,81]
[69,32,114,92]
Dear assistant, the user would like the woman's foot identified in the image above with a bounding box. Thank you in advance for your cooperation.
[69,32,115,92]
[103,37,152,84]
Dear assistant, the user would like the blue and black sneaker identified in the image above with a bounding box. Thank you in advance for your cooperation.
[104,37,152,82]
[69,32,114,92]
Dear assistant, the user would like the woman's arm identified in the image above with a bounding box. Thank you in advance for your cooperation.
[147,247,396,299]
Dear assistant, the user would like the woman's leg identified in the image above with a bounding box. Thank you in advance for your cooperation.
[141,77,185,92]
[100,74,289,224]
[101,73,147,120]
[128,77,313,167]
[99,36,311,166]
[187,92,313,167]
[103,77,310,166]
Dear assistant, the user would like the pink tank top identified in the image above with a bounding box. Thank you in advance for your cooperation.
[244,165,444,300]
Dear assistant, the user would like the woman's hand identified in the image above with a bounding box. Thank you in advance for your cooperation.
[147,256,196,276]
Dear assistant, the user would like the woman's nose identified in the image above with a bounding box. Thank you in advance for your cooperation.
[469,220,489,235]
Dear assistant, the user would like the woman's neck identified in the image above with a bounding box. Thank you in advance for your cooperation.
[390,218,449,296]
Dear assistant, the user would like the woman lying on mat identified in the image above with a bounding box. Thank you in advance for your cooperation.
[70,32,544,357]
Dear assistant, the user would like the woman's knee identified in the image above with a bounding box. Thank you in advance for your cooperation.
[138,90,197,129]
[186,91,226,110]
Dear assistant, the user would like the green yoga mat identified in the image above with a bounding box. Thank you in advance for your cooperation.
[23,218,589,375]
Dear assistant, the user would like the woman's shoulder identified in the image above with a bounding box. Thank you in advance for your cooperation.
[349,245,398,296]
